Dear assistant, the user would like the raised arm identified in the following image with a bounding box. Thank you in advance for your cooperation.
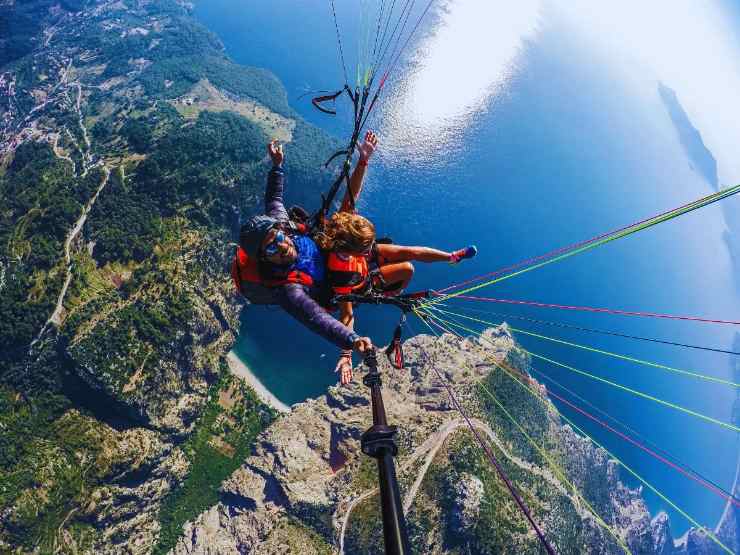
[340,130,378,213]
[265,140,289,222]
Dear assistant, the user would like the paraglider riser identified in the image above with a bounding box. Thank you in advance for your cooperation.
[361,357,411,555]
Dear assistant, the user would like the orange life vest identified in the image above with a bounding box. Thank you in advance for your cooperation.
[231,246,314,304]
[326,252,370,295]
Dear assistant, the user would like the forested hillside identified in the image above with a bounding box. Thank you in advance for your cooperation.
[0,0,336,551]
[2,1,737,554]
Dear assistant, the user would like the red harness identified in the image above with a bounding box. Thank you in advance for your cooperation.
[231,246,314,302]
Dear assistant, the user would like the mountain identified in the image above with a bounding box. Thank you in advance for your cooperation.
[0,0,333,552]
[172,327,737,555]
[0,1,734,553]
[657,82,740,295]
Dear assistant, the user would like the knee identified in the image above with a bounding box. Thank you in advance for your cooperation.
[400,262,414,279]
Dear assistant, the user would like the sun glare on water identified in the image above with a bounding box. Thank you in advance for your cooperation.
[378,0,542,162]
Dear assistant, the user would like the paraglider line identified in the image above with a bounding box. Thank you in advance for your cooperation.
[437,295,740,326]
[329,0,349,85]
[410,315,557,555]
[428,303,740,356]
[420,310,740,434]
[427,306,740,387]
[431,183,740,302]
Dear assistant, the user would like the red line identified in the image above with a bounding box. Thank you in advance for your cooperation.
[496,360,740,508]
[445,295,740,326]
[429,312,740,509]
[436,194,720,295]
[546,387,740,508]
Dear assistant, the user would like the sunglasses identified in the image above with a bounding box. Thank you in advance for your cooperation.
[264,230,286,257]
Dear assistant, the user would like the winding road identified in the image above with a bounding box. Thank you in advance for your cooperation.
[336,416,589,553]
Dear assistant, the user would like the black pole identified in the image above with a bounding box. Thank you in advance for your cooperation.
[360,349,411,555]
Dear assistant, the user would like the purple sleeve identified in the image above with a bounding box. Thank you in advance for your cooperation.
[265,166,289,222]
[276,284,357,349]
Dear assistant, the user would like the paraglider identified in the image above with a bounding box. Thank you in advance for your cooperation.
[231,139,372,355]
[228,2,740,554]
[232,131,477,386]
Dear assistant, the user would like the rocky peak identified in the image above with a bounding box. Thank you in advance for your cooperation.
[171,326,727,554]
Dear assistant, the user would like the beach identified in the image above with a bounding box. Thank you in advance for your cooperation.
[226,351,291,414]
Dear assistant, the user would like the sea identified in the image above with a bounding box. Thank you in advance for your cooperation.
[195,0,740,535]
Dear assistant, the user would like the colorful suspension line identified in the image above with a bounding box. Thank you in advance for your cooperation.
[424,183,740,307]
[373,0,411,71]
[370,0,389,64]
[434,187,729,295]
[430,303,740,356]
[421,309,740,517]
[484,353,740,511]
[379,0,434,82]
[418,309,740,434]
[435,294,740,326]
[318,0,435,216]
[546,381,740,509]
[476,381,632,554]
[415,311,735,555]
[428,307,740,388]
[487,353,734,555]
[435,183,740,296]
[524,365,740,506]
[432,304,740,503]
[408,318,557,555]
[360,0,434,131]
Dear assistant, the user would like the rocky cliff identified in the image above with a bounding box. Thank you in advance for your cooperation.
[172,327,736,554]
[0,0,331,552]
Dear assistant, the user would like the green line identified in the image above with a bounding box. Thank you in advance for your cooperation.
[419,309,740,434]
[416,309,733,555]
[476,380,632,554]
[429,307,740,388]
[488,358,734,555]
[424,184,740,307]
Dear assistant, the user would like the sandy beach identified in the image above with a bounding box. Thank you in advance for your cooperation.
[226,351,290,414]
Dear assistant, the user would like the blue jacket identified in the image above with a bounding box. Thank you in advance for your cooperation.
[264,166,357,349]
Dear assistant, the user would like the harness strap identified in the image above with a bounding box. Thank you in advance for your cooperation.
[384,317,406,369]
[323,149,351,168]
[312,86,370,225]
[311,88,345,115]
[234,247,244,282]
[365,243,386,290]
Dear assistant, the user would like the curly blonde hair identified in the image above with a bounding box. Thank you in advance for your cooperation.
[315,212,376,253]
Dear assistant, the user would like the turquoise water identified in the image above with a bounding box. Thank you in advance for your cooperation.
[197,0,740,534]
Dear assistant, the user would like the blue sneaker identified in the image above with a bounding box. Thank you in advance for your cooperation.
[450,245,477,264]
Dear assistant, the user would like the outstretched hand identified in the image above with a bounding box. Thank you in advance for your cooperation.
[357,130,378,163]
[335,354,353,385]
[268,139,284,167]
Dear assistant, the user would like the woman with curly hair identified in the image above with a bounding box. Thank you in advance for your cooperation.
[319,131,477,384]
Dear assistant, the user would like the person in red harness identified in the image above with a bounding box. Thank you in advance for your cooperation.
[232,140,374,376]
[315,131,477,383]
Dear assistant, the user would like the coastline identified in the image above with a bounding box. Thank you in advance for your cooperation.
[226,351,291,414]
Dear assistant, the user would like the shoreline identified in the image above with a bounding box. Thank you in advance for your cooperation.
[226,351,291,414]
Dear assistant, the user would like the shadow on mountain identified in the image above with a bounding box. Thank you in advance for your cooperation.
[60,359,145,432]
